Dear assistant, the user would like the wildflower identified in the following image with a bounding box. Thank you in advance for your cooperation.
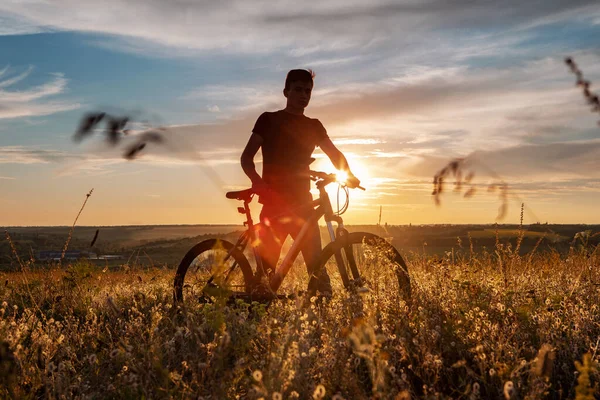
[503,381,517,399]
[489,368,496,376]
[253,370,263,381]
[313,384,326,399]
[272,392,282,400]
[469,382,480,400]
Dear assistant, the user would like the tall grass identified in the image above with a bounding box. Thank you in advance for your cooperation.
[1,235,599,399]
[60,189,94,264]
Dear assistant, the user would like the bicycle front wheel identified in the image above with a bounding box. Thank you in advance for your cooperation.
[315,232,411,300]
[173,239,254,304]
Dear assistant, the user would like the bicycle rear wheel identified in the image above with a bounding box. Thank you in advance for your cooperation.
[173,239,254,304]
[315,232,411,300]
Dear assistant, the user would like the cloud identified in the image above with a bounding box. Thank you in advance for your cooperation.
[0,65,33,88]
[0,66,81,119]
[175,53,599,152]
[1,0,599,55]
[406,139,600,179]
[0,13,46,35]
[3,47,598,209]
[93,53,599,187]
[0,146,77,164]
[183,84,280,115]
[332,138,385,145]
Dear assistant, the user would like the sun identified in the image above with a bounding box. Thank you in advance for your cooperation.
[313,154,370,187]
[335,169,350,184]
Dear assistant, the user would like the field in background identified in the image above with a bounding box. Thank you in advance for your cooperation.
[2,224,598,271]
[2,225,243,247]
[467,229,566,241]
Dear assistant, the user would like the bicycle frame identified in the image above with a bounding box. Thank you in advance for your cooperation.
[227,180,345,293]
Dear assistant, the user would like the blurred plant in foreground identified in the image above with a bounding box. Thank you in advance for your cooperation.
[565,57,600,127]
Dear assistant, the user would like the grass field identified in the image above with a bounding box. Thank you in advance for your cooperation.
[1,232,599,399]
[467,229,566,242]
[3,225,243,247]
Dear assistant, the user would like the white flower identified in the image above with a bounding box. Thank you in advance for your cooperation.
[253,370,263,381]
[313,384,326,399]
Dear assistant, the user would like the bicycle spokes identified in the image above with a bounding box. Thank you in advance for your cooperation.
[183,249,247,301]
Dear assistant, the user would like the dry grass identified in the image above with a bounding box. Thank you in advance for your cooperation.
[1,235,599,399]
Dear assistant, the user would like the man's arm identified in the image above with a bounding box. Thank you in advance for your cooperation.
[241,133,268,190]
[320,137,351,172]
[319,137,361,186]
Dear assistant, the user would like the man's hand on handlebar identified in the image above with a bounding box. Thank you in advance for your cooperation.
[308,170,365,190]
[345,173,362,189]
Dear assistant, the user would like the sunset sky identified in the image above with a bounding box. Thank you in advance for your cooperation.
[1,1,600,226]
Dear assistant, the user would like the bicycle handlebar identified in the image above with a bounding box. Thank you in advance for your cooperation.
[308,170,365,191]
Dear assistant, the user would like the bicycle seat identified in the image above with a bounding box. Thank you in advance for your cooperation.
[225,188,254,202]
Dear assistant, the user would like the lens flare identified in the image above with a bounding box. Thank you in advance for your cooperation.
[335,170,349,184]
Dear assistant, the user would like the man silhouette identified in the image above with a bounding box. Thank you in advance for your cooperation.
[241,69,359,295]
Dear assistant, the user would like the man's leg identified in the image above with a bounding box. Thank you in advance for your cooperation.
[255,206,286,283]
[293,217,332,294]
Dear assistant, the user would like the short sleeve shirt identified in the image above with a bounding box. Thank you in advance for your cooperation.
[252,110,328,206]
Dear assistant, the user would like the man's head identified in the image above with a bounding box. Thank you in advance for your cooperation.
[283,69,315,110]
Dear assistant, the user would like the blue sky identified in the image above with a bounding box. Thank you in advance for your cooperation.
[1,1,600,225]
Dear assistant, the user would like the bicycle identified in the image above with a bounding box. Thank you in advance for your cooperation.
[173,170,411,304]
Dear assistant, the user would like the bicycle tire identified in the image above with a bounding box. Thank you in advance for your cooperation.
[314,232,411,300]
[173,239,254,303]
